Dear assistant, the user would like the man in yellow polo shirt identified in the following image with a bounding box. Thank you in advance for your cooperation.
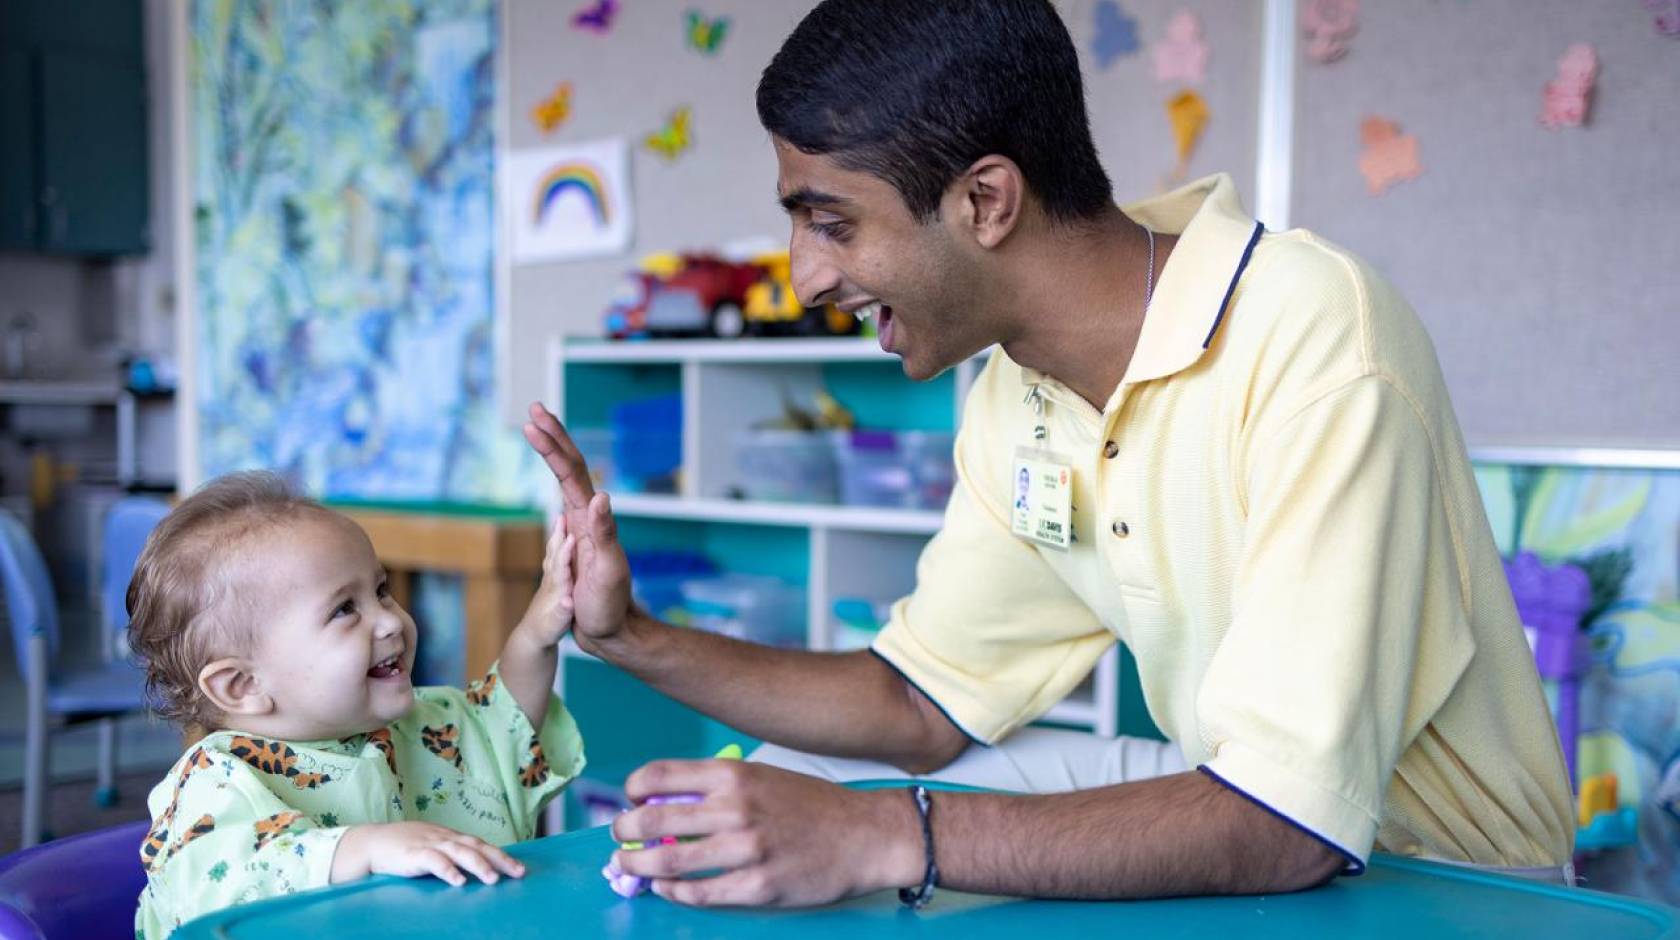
[522,0,1574,907]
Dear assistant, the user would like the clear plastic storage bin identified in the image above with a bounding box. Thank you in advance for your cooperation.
[733,429,839,503]
[830,430,955,510]
[679,574,806,647]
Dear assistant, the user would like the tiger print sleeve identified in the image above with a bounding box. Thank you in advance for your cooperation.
[453,662,587,839]
[135,744,348,939]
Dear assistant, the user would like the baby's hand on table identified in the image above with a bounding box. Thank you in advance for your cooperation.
[332,822,527,887]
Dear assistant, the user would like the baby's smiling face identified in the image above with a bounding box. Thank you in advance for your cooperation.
[216,512,418,741]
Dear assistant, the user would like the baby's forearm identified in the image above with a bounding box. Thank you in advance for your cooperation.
[497,623,559,730]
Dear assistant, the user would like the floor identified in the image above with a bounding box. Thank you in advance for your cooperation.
[0,768,157,856]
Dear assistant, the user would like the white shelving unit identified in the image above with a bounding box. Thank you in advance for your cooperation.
[547,336,1120,736]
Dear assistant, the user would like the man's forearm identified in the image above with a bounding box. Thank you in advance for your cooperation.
[923,770,1346,899]
[586,611,962,770]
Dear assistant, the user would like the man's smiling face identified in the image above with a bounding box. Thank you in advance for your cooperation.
[773,138,998,381]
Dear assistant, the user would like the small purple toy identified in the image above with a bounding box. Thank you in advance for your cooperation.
[602,794,702,897]
[602,744,742,898]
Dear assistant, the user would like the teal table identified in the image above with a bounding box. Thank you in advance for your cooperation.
[176,825,1675,939]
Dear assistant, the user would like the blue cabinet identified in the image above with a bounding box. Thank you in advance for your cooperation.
[0,48,35,249]
[0,0,149,256]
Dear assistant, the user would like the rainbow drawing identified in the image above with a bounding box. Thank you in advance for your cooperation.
[532,161,611,228]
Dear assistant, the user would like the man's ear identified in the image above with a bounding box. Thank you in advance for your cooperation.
[949,155,1025,249]
[198,658,274,719]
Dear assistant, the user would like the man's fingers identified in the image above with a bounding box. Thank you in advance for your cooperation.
[589,492,619,546]
[652,867,779,908]
[613,829,766,882]
[523,422,592,510]
[522,402,596,510]
[436,840,500,884]
[623,758,743,804]
[611,797,748,845]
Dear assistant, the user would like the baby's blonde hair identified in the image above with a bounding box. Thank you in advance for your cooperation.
[126,471,331,729]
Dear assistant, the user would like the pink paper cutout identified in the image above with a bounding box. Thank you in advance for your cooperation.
[1540,43,1598,130]
[1152,10,1209,85]
[1358,116,1422,196]
[1643,0,1680,37]
[1302,0,1358,64]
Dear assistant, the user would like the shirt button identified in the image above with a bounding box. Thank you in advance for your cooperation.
[1103,440,1119,459]
[1111,519,1130,538]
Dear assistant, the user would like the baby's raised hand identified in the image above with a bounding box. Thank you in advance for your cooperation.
[332,822,526,887]
[523,512,578,648]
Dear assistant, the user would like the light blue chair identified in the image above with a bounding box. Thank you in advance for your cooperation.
[94,497,171,805]
[0,506,151,849]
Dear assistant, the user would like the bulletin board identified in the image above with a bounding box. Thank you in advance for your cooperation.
[1290,0,1680,449]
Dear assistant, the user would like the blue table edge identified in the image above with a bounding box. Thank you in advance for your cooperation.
[190,832,1677,937]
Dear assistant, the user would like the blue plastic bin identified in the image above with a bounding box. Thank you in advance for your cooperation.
[610,393,682,492]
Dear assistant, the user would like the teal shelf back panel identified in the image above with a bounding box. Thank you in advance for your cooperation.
[821,361,955,432]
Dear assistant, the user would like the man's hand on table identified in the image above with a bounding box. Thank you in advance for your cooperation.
[609,759,925,907]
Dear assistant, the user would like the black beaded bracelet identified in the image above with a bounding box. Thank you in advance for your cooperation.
[898,784,939,909]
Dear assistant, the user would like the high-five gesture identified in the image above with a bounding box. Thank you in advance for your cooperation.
[522,402,634,653]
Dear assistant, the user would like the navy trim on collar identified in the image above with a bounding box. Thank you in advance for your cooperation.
[1202,221,1265,350]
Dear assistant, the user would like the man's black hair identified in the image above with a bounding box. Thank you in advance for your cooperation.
[757,0,1113,224]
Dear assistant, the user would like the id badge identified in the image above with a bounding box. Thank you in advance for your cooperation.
[1011,446,1074,551]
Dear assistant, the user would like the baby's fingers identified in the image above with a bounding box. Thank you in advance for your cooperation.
[559,534,577,587]
[452,835,527,879]
[414,847,466,887]
[436,840,502,885]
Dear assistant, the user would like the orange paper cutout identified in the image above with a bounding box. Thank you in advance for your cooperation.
[1358,116,1422,196]
[530,82,573,135]
[1166,90,1209,179]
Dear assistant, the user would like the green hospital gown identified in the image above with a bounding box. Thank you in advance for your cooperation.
[134,663,585,939]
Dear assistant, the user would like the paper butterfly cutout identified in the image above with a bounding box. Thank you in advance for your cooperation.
[1165,90,1209,182]
[1152,10,1209,85]
[1358,116,1422,196]
[1092,1,1141,69]
[530,82,573,135]
[1643,0,1680,37]
[1302,0,1358,65]
[645,106,693,161]
[686,10,731,54]
[1541,43,1598,129]
[571,0,618,35]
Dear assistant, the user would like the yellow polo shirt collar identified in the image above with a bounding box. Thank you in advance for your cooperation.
[1019,174,1265,405]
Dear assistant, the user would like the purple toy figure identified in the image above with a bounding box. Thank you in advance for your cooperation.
[1503,551,1593,785]
[602,794,701,898]
[603,744,744,898]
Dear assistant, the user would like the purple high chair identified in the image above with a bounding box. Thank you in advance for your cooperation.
[0,821,148,940]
